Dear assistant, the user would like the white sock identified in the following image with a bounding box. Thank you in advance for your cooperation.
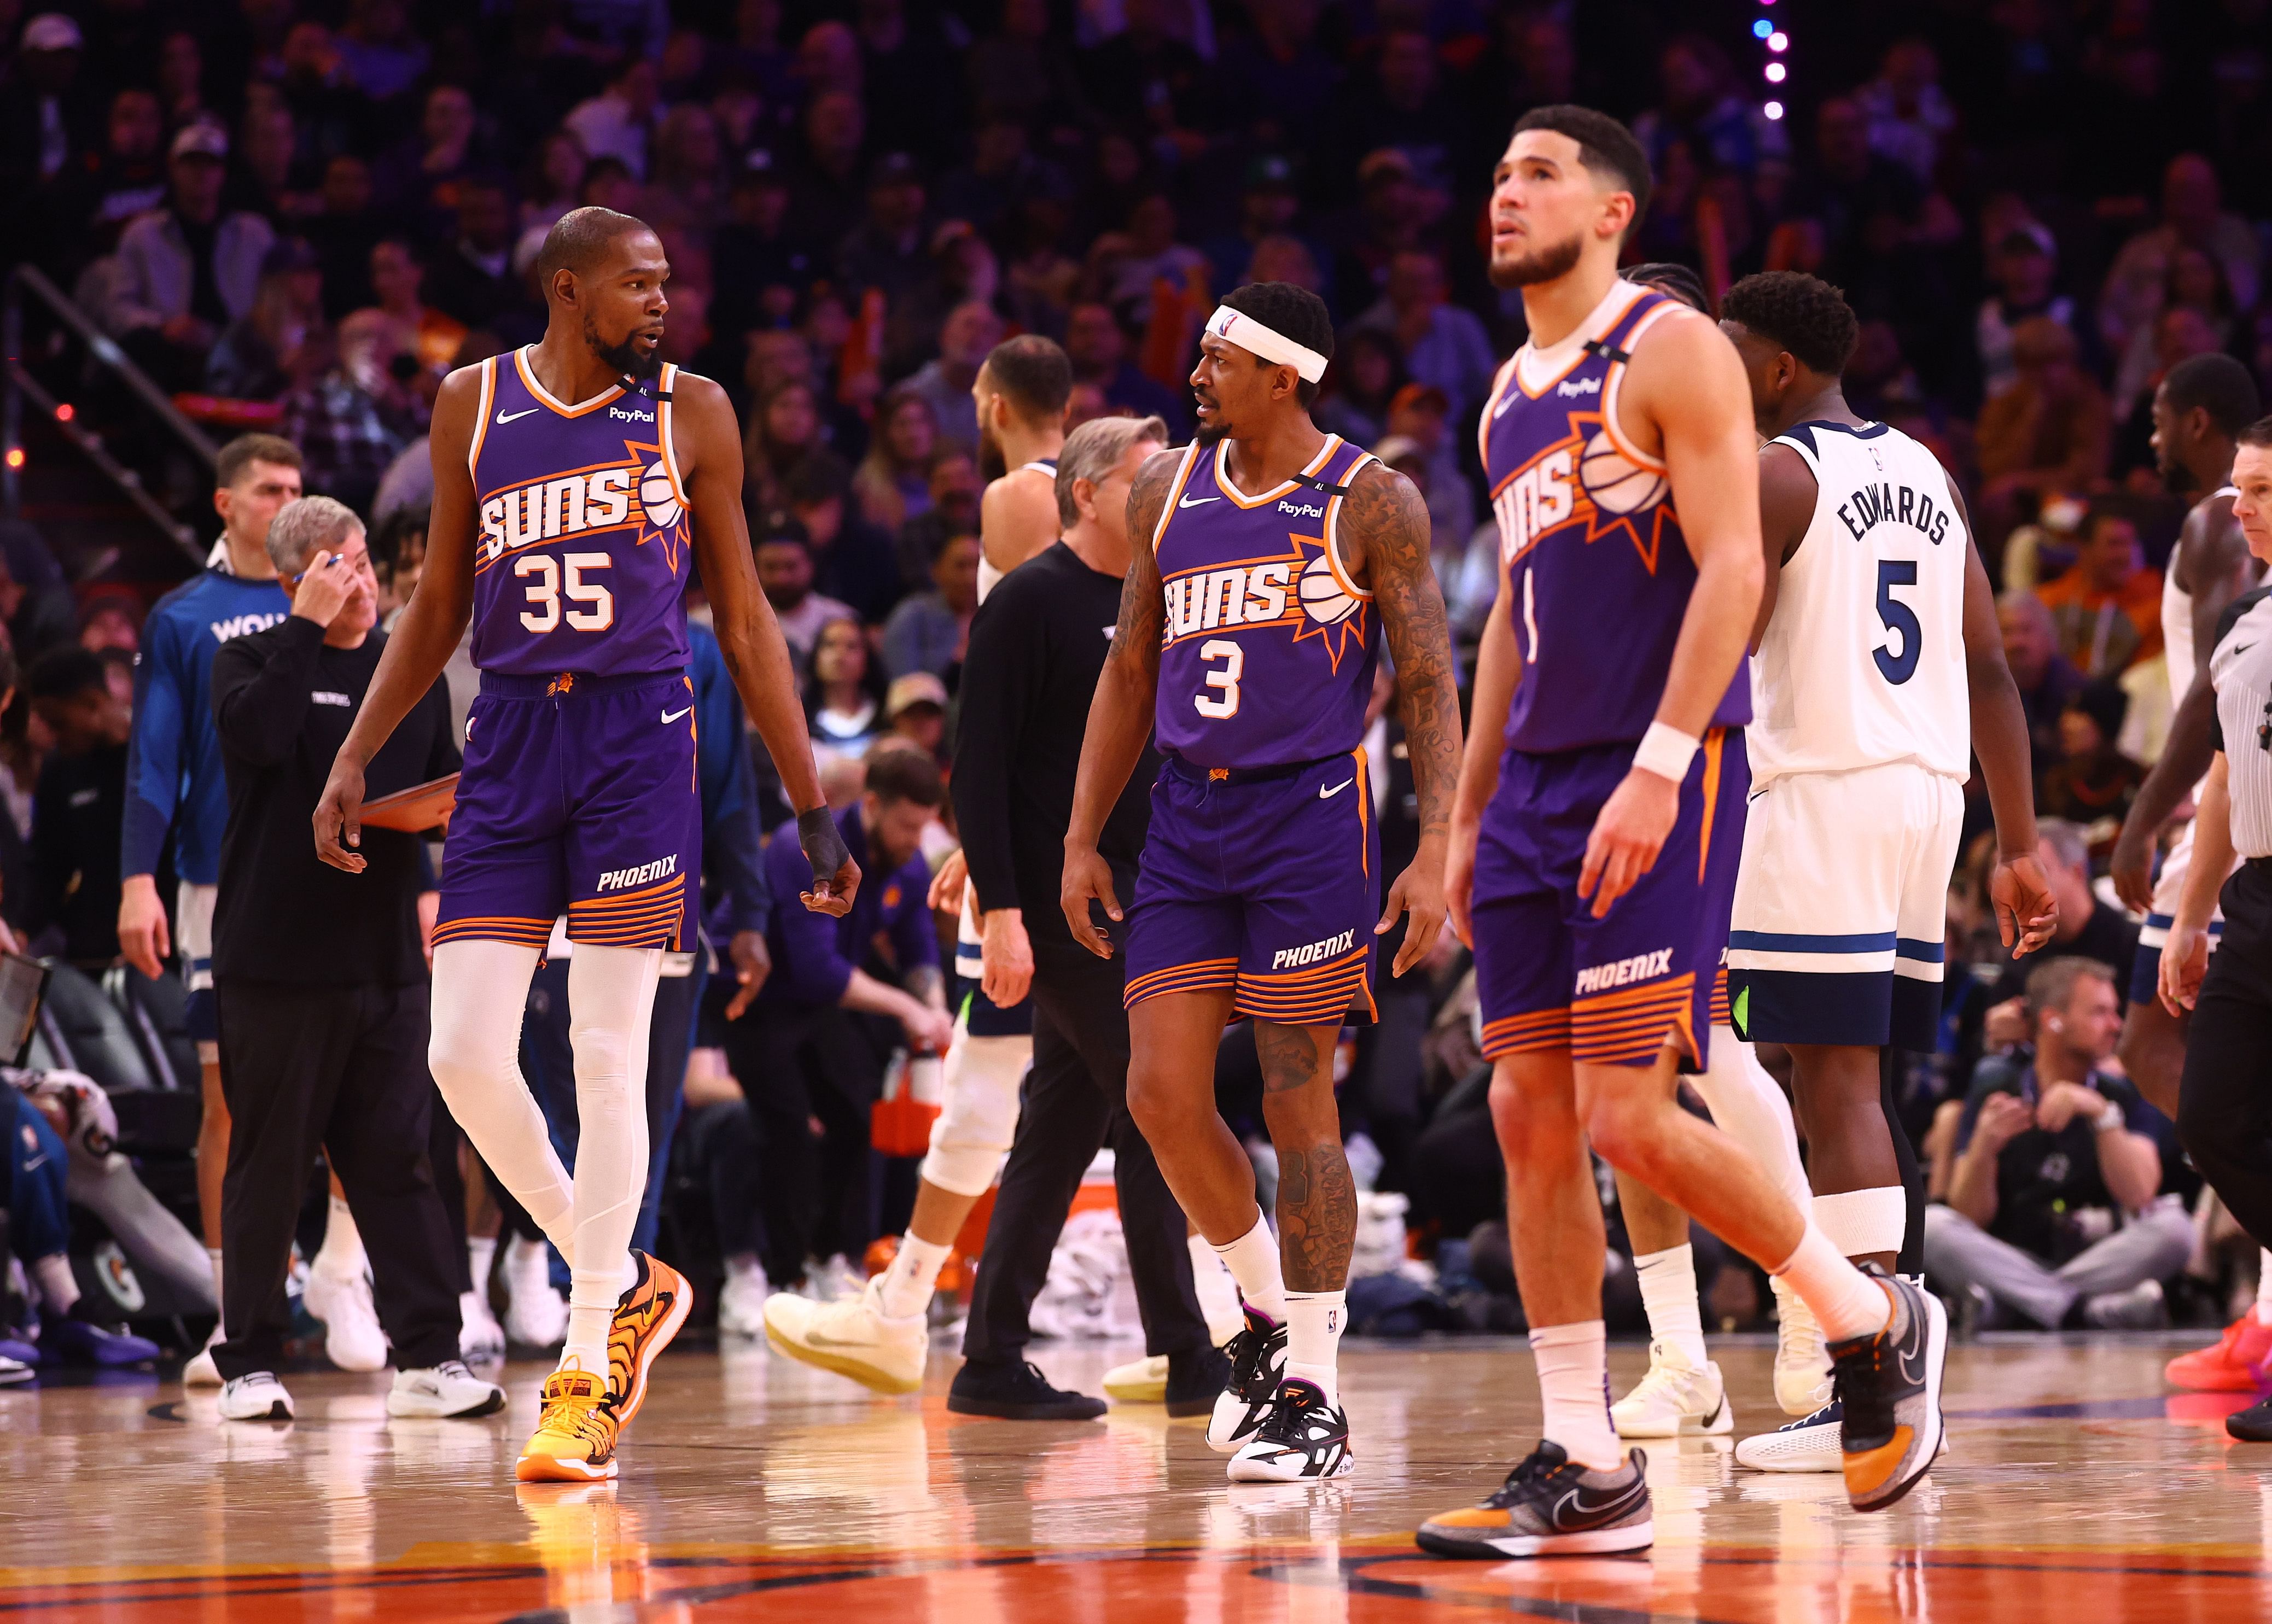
[1772,1219,1890,1342]
[429,940,578,1256]
[1530,1320,1622,1471]
[2256,1250,2272,1326]
[313,1195,363,1276]
[468,1235,497,1298]
[1634,1245,1707,1367]
[1814,1187,1908,1263]
[1691,1025,1814,1212]
[1211,1210,1287,1322]
[208,1246,224,1302]
[561,944,664,1366]
[1189,1232,1243,1342]
[878,1232,949,1319]
[31,1253,79,1315]
[1284,1289,1345,1406]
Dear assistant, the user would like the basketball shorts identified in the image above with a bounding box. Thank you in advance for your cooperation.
[435,669,700,953]
[1471,728,1746,1069]
[177,880,218,1045]
[954,885,1033,1037]
[1726,760,1962,1051]
[1122,751,1379,1027]
[2133,817,2233,1003]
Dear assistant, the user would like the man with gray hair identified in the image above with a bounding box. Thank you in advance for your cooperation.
[205,496,498,1423]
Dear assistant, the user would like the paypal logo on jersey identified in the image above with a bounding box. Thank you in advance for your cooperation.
[1277,499,1325,518]
[1556,376,1603,398]
[209,612,284,643]
[608,404,656,423]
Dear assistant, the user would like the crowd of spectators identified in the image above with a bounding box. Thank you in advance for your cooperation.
[3,0,2271,1352]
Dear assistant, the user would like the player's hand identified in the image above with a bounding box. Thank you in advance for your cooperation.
[117,874,170,979]
[2160,921,2209,1015]
[1989,852,2059,956]
[927,846,967,913]
[980,908,1034,1007]
[1579,768,1679,920]
[314,758,368,873]
[901,1000,955,1054]
[1379,836,1449,977]
[725,928,771,1018]
[289,549,358,628]
[1974,1090,2033,1152]
[2108,813,2159,915]
[795,805,859,915]
[1444,814,1478,949]
[1061,840,1121,959]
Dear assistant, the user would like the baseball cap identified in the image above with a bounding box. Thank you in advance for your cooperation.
[171,122,229,162]
[885,672,947,718]
[21,13,83,51]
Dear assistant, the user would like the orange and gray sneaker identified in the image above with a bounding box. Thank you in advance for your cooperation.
[2166,1313,2272,1392]
[517,1363,620,1483]
[1830,1264,1947,1512]
[606,1252,691,1428]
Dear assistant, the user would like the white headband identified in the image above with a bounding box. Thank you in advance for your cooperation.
[1204,305,1327,383]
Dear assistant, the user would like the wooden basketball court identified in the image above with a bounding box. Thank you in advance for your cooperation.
[5,1335,2271,1620]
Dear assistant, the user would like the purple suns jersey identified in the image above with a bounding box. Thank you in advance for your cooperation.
[1478,281,1750,754]
[1149,434,1380,769]
[464,349,694,678]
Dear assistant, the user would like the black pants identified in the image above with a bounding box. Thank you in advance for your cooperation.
[963,943,1210,1366]
[213,979,459,1378]
[723,1001,891,1282]
[2179,861,2272,1249]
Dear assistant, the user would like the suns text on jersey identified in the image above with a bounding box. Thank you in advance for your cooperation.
[478,468,639,564]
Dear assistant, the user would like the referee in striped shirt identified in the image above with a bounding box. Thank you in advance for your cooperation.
[2162,416,2272,1442]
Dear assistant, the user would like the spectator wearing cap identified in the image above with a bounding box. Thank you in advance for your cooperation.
[1351,247,1497,425]
[102,122,277,393]
[566,56,662,178]
[755,521,857,667]
[899,302,1005,456]
[2036,510,2163,679]
[1063,301,1185,434]
[883,531,981,682]
[1,14,102,200]
[205,238,328,400]
[2099,154,2263,362]
[883,671,949,762]
[1977,229,2088,403]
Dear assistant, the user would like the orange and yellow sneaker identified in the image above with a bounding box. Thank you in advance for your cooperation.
[516,1364,619,1483]
[607,1252,691,1428]
[2167,1313,2272,1391]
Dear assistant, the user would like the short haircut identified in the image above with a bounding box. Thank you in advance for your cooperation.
[535,206,653,289]
[26,646,107,703]
[2163,353,2262,438]
[1056,414,1168,527]
[2023,954,2114,1018]
[265,494,363,575]
[215,433,302,490]
[1220,281,1334,408]
[2241,415,2272,451]
[2035,816,2090,876]
[864,743,943,809]
[983,335,1073,423]
[1511,104,1653,235]
[1722,271,1861,376]
[1625,261,1710,314]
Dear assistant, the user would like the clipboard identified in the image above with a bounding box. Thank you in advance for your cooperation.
[357,773,460,833]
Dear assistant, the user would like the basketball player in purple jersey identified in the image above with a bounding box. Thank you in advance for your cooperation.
[1414,109,1943,1559]
[1063,281,1463,1481]
[314,207,856,1485]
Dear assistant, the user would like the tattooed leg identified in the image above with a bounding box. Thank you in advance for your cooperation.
[1255,1021,1357,1292]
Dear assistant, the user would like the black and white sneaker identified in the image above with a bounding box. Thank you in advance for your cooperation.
[1205,1303,1288,1454]
[1226,1378,1353,1481]
[1415,1441,1653,1559]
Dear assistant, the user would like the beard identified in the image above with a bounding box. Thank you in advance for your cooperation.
[2158,447,2196,493]
[1193,406,1231,446]
[584,309,657,379]
[1488,228,1587,291]
[976,424,1007,483]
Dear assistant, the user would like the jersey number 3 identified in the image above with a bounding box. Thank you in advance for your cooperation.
[1872,560,1920,685]
[517,552,616,634]
[1194,639,1243,718]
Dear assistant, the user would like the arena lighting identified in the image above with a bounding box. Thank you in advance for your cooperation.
[1764,100,1786,120]
[1753,18,1772,36]
[1766,61,1786,82]
[54,403,73,422]
[1768,30,1789,51]
[3,448,22,470]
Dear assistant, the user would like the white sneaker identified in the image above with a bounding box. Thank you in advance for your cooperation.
[762,1277,927,1394]
[1734,1399,1842,1471]
[218,1371,295,1422]
[0,1354,33,1387]
[1611,1340,1733,1438]
[718,1259,770,1338]
[1772,1276,1833,1416]
[183,1319,224,1388]
[303,1262,388,1372]
[459,1290,506,1364]
[388,1359,508,1418]
[1104,1352,1169,1403]
[504,1238,568,1348]
[813,1254,864,1302]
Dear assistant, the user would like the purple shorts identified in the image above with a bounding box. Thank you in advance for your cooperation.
[434,668,699,953]
[1471,728,1747,1068]
[1123,751,1379,1028]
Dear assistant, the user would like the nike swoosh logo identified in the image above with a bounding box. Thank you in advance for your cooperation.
[1319,777,1354,798]
[1494,390,1520,419]
[2236,643,2254,655]
[661,706,691,725]
[1179,494,1221,507]
[1553,1480,1645,1529]
[496,407,540,424]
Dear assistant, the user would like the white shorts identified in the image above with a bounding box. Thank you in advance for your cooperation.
[1726,761,1964,1050]
[2133,819,2230,1003]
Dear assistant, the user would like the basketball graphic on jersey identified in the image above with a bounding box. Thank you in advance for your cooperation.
[1297,552,1359,624]
[1578,429,1667,516]
[639,462,683,529]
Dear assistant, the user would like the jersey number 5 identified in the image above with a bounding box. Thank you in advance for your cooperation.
[517,552,617,634]
[1194,639,1243,718]
[1872,560,1920,685]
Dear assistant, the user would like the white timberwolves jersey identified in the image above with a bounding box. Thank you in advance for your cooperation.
[1748,419,1971,785]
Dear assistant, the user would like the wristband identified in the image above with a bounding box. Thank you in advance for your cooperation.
[1632,722,1700,785]
[2093,1101,2125,1134]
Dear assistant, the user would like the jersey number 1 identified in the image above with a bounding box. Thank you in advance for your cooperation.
[1873,560,1920,685]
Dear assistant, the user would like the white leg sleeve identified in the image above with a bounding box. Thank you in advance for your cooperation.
[1692,1025,1813,1213]
[917,1023,1033,1198]
[564,944,662,1318]
[428,940,575,1258]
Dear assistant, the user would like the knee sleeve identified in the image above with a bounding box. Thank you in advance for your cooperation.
[918,1032,1032,1197]
[1691,1026,1813,1213]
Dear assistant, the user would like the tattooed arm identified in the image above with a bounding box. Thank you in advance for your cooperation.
[1346,460,1463,976]
[1061,448,1174,959]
